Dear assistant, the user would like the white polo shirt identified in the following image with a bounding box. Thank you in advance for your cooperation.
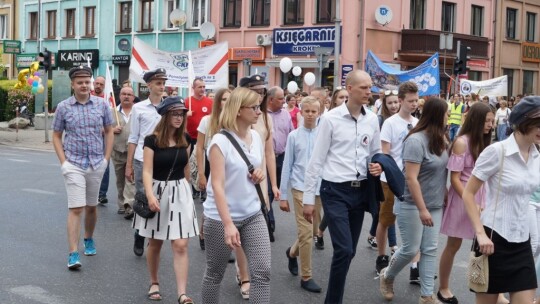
[303,103,381,205]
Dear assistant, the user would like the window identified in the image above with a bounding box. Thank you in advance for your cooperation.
[468,71,482,81]
[502,68,514,96]
[410,0,425,29]
[442,2,456,32]
[251,0,270,26]
[188,0,209,29]
[141,0,155,31]
[46,11,56,38]
[164,0,180,28]
[316,0,335,23]
[284,0,304,25]
[527,12,536,42]
[29,12,38,39]
[119,2,132,32]
[471,5,483,36]
[0,15,8,39]
[85,7,95,36]
[506,8,517,39]
[224,0,241,28]
[65,9,76,37]
[523,70,535,95]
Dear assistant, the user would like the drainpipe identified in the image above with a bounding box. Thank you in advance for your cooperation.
[491,0,497,79]
[358,0,365,69]
[11,0,15,78]
[333,0,341,89]
[57,0,60,52]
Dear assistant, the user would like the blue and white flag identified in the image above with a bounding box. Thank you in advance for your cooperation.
[365,50,440,96]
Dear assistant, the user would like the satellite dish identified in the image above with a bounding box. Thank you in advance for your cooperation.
[375,5,393,26]
[118,38,130,51]
[169,9,187,27]
[200,22,216,40]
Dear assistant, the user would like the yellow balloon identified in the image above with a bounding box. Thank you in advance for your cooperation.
[37,85,45,94]
[14,68,30,89]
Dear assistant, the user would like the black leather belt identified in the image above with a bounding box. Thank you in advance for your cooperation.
[336,180,366,188]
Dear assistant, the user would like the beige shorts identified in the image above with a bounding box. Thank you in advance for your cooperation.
[61,160,108,208]
[378,182,396,226]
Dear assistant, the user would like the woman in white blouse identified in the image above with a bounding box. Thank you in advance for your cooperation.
[463,97,540,304]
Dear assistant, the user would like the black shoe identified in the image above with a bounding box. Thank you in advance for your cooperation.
[98,196,108,205]
[409,267,420,285]
[201,191,207,202]
[300,279,322,293]
[228,252,235,263]
[286,247,298,276]
[270,221,275,233]
[269,230,275,243]
[199,237,205,250]
[133,231,145,256]
[437,291,459,304]
[376,255,389,274]
[367,236,378,249]
[124,208,134,220]
[314,235,324,250]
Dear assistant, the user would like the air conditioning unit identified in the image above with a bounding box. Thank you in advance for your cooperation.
[256,34,272,46]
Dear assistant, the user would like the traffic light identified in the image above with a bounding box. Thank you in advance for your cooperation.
[39,48,51,70]
[453,42,471,75]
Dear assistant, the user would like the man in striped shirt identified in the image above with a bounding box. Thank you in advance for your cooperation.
[52,66,114,270]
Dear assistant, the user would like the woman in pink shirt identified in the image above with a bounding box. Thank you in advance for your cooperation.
[286,94,301,129]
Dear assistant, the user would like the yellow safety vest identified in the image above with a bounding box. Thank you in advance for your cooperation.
[449,103,464,125]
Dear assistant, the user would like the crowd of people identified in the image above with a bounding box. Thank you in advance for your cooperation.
[51,65,540,304]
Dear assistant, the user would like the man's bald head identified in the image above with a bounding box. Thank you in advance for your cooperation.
[345,70,372,105]
[345,70,371,87]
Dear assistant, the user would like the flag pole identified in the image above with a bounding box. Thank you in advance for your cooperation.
[105,63,120,127]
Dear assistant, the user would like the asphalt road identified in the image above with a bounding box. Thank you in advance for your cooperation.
[0,145,476,304]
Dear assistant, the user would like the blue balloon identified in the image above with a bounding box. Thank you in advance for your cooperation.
[32,81,39,87]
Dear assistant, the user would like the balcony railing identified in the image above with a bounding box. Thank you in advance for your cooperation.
[400,29,489,58]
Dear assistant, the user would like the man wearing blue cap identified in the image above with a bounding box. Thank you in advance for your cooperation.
[126,68,168,256]
[52,65,114,270]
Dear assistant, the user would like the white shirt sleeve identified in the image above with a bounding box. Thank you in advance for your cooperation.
[128,106,140,144]
[279,132,296,201]
[472,144,501,182]
[303,117,332,205]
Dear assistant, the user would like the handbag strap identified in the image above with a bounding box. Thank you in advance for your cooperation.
[219,130,266,205]
[158,149,179,200]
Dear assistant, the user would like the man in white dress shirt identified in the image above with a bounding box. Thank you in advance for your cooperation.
[303,70,382,304]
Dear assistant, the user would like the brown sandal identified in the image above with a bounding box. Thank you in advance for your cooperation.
[178,294,194,304]
[239,280,250,300]
[147,282,162,301]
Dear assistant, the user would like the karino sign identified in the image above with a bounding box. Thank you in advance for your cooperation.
[57,49,99,68]
[272,26,341,56]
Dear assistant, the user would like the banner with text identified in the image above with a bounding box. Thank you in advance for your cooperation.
[129,37,229,89]
[459,75,508,97]
[365,50,440,96]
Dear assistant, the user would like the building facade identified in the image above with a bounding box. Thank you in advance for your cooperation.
[0,0,19,79]
[19,0,208,94]
[494,0,540,96]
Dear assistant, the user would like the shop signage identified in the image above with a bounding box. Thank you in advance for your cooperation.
[16,53,38,68]
[522,42,540,63]
[272,26,341,56]
[57,49,99,68]
[112,55,131,66]
[229,47,265,61]
[3,40,21,54]
[468,59,488,68]
[341,65,353,86]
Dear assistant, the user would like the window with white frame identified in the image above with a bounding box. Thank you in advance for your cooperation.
[0,15,8,40]
[164,0,180,29]
[188,0,209,29]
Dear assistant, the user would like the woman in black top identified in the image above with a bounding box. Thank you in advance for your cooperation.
[135,96,198,304]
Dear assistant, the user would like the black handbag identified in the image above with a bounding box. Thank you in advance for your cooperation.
[133,149,179,219]
[220,130,275,242]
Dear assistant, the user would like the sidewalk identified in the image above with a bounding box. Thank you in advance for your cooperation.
[0,121,55,151]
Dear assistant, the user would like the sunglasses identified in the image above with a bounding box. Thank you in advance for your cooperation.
[385,90,398,96]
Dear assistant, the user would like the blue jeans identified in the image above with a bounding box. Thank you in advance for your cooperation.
[385,205,442,297]
[320,179,367,304]
[497,124,508,141]
[448,124,460,142]
[98,162,110,198]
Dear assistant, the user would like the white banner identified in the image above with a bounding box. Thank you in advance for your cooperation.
[129,37,229,89]
[460,75,508,97]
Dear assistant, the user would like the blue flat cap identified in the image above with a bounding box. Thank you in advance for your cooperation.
[509,96,540,126]
[156,96,187,115]
[239,74,267,89]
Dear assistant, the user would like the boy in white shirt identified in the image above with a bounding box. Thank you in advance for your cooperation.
[375,81,419,281]
[280,96,323,293]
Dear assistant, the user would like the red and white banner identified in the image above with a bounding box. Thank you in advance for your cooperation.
[129,37,229,89]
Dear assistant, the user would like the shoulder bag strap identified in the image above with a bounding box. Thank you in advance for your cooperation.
[158,149,179,200]
[219,130,266,206]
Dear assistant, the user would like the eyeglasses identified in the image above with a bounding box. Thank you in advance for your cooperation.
[171,112,185,118]
[242,105,261,111]
[407,123,413,130]
[385,90,398,96]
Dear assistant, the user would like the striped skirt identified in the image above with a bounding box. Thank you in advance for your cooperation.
[133,178,199,240]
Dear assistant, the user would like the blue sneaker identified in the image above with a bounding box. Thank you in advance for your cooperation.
[67,252,81,270]
[84,238,96,256]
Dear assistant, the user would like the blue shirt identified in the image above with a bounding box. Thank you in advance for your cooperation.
[52,95,113,170]
[279,126,319,201]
